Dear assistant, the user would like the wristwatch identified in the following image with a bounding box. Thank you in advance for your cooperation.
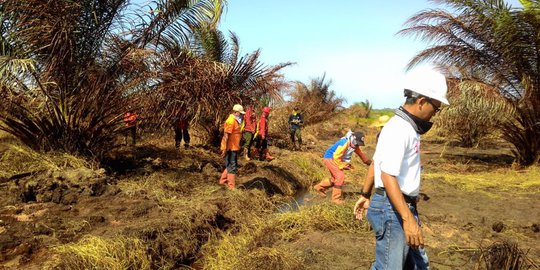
[359,191,371,199]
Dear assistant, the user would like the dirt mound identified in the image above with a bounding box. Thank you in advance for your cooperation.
[0,167,122,264]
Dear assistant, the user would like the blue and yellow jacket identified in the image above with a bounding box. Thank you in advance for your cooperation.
[323,138,370,169]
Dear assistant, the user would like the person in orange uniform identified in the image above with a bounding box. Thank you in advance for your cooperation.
[314,131,372,204]
[218,104,245,189]
[241,105,257,160]
[255,106,274,161]
[123,111,138,146]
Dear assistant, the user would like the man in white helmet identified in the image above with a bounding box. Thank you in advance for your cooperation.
[353,67,449,269]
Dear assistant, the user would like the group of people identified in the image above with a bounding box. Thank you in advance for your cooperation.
[125,67,448,269]
[122,105,304,155]
[241,105,274,162]
[121,110,192,149]
[218,104,305,190]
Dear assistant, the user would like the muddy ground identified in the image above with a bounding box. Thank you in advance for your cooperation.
[0,115,539,269]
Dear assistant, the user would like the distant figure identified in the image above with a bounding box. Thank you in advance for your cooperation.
[174,110,190,149]
[288,106,304,150]
[314,131,372,204]
[123,111,138,146]
[218,104,245,190]
[354,68,449,269]
[241,105,257,161]
[255,106,274,161]
[375,115,390,141]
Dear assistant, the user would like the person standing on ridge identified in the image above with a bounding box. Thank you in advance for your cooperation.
[375,114,390,141]
[255,106,274,161]
[123,111,138,146]
[218,104,245,190]
[288,106,304,150]
[353,67,450,269]
[314,131,372,204]
[174,109,190,150]
[241,104,257,161]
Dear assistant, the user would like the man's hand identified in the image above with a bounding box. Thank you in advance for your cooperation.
[353,196,370,220]
[221,149,227,158]
[403,215,424,249]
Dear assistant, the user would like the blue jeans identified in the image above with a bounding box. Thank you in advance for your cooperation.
[224,151,238,174]
[367,193,429,270]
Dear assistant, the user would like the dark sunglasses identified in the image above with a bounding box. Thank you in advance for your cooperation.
[425,98,441,113]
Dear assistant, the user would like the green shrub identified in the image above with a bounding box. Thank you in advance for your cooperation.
[435,80,512,147]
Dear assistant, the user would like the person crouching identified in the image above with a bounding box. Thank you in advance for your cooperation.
[314,131,372,204]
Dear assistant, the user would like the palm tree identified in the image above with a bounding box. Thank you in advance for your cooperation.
[0,0,220,158]
[399,0,540,166]
[145,23,292,145]
[289,74,344,125]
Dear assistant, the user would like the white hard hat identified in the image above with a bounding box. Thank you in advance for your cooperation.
[403,67,449,105]
[233,104,245,114]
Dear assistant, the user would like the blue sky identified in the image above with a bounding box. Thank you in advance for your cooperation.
[219,0,522,109]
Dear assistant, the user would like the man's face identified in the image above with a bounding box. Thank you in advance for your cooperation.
[418,97,441,121]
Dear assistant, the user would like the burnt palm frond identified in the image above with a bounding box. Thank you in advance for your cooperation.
[142,23,291,145]
[288,75,344,125]
[0,0,223,159]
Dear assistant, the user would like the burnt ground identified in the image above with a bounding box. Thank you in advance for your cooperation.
[0,125,539,269]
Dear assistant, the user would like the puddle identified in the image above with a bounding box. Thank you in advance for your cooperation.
[277,188,312,213]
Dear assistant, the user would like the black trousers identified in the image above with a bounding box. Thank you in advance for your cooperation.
[174,127,190,147]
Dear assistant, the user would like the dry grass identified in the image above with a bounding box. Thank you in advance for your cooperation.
[116,171,278,268]
[0,133,90,178]
[45,235,152,270]
[426,166,540,196]
[200,202,370,270]
[291,154,328,184]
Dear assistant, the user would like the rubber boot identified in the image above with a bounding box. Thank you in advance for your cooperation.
[218,169,228,186]
[331,187,344,204]
[264,149,274,161]
[252,148,259,159]
[226,174,236,190]
[244,148,251,161]
[313,179,333,198]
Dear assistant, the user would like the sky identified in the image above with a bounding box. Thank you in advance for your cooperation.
[219,0,522,109]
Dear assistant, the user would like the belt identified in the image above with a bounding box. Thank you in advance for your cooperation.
[375,188,418,204]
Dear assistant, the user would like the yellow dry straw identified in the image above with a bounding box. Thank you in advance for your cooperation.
[46,235,152,270]
[201,202,370,270]
[0,141,89,178]
[426,166,540,195]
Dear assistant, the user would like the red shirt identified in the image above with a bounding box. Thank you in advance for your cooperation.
[124,112,137,127]
[176,119,189,129]
[243,107,257,132]
[257,113,269,138]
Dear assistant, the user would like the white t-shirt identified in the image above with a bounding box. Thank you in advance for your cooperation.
[373,115,422,196]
